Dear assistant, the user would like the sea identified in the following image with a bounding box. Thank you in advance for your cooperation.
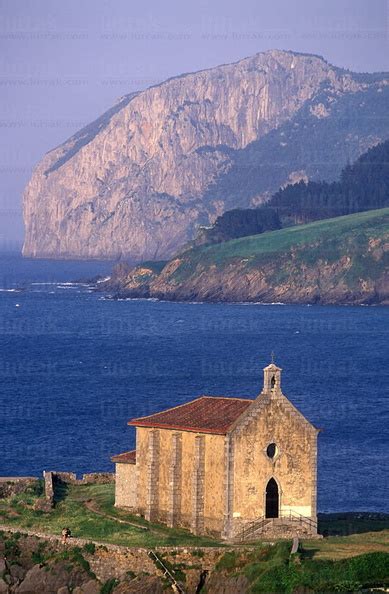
[0,254,388,514]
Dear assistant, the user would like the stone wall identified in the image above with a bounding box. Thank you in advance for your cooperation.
[43,471,55,507]
[50,471,115,486]
[135,426,225,535]
[0,477,39,499]
[43,471,115,502]
[80,473,115,484]
[114,463,137,508]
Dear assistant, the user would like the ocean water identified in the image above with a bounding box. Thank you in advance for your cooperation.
[0,256,388,513]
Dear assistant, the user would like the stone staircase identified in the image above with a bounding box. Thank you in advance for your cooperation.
[234,511,319,542]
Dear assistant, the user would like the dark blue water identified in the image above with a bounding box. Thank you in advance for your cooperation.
[0,256,388,513]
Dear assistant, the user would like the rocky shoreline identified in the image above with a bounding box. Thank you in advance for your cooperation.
[99,263,389,306]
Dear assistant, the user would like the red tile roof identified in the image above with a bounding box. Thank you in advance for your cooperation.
[111,450,136,464]
[128,396,253,434]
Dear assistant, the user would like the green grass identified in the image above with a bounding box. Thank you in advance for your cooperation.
[210,542,389,593]
[172,207,389,281]
[0,483,219,548]
[246,551,389,593]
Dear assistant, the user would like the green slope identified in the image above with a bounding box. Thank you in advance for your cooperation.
[174,208,389,274]
[108,208,389,304]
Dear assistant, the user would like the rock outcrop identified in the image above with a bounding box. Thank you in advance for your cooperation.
[23,50,389,260]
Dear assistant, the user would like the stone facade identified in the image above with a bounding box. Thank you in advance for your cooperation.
[133,427,226,534]
[113,362,320,540]
[114,463,137,509]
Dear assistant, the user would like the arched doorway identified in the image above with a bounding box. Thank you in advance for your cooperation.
[265,478,279,518]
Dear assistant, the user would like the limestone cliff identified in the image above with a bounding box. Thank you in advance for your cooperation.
[23,50,389,260]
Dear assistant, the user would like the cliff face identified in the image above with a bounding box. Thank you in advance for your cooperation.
[102,209,389,305]
[23,50,389,260]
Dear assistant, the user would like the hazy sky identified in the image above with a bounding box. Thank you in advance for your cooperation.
[0,0,388,246]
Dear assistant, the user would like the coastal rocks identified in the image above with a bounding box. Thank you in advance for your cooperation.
[14,562,90,593]
[72,580,101,594]
[202,574,250,594]
[23,50,389,261]
[9,566,26,582]
[112,576,165,593]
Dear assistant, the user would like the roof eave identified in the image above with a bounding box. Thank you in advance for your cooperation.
[128,421,229,435]
[111,449,136,464]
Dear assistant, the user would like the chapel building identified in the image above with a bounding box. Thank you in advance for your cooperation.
[111,361,320,540]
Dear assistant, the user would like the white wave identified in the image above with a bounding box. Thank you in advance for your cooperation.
[0,288,21,292]
[56,282,82,287]
[234,301,286,306]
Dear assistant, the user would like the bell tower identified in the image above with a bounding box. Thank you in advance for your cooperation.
[263,357,282,394]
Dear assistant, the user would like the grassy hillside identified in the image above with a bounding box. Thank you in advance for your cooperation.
[177,208,389,270]
[0,483,218,547]
[105,208,389,304]
[147,208,389,304]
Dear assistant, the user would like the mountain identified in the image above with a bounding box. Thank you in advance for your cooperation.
[23,50,389,260]
[102,209,389,305]
[192,139,389,246]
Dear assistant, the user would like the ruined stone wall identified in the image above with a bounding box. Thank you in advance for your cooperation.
[81,473,115,484]
[230,392,318,535]
[43,471,55,505]
[0,477,39,499]
[135,427,225,534]
[44,471,114,488]
[43,471,115,504]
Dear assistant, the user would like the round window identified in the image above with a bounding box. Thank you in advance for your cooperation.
[266,443,278,459]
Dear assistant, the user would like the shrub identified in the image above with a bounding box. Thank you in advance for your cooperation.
[83,542,96,555]
[4,538,21,558]
[31,542,48,564]
[216,551,238,571]
[54,546,95,578]
[100,578,119,594]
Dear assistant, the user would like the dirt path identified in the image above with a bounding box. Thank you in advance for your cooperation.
[83,498,178,539]
[83,499,150,531]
